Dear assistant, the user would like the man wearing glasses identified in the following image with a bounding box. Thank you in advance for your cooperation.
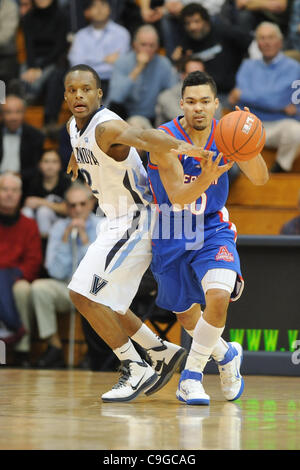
[29,182,103,369]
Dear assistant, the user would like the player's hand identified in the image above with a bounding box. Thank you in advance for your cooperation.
[235,105,250,113]
[67,153,79,181]
[170,143,212,160]
[200,152,235,181]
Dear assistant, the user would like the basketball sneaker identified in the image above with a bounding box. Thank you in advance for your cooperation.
[101,359,157,403]
[144,341,187,396]
[176,369,210,405]
[217,342,244,401]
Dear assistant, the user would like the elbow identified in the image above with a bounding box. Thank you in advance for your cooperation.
[252,172,269,186]
[169,193,185,207]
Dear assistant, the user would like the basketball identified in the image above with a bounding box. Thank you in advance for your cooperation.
[214,110,266,161]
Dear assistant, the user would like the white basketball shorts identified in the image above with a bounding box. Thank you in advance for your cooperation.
[68,208,153,315]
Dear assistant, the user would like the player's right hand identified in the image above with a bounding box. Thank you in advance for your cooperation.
[67,153,79,181]
[200,152,234,182]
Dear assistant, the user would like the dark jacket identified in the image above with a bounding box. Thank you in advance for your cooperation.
[0,123,45,180]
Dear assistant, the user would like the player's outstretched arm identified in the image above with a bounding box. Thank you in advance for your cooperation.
[234,106,269,186]
[95,120,210,160]
[151,151,234,206]
[237,153,269,185]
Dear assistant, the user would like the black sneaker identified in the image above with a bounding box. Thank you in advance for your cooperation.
[13,351,31,368]
[36,345,65,369]
[101,360,157,402]
[145,341,187,396]
[270,162,286,173]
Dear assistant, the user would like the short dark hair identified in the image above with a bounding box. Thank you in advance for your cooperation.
[180,55,205,73]
[64,64,101,89]
[83,0,109,10]
[181,3,211,24]
[181,71,217,97]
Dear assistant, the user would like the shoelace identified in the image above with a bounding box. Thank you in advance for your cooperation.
[112,364,131,389]
[219,362,238,385]
[182,379,205,393]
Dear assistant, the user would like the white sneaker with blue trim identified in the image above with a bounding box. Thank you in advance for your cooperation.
[217,342,244,401]
[176,369,210,405]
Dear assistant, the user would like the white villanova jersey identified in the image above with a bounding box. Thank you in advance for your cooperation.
[69,106,152,220]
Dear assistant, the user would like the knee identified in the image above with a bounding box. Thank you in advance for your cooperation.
[31,279,48,295]
[69,290,89,314]
[13,279,31,297]
[281,120,300,142]
[204,289,230,320]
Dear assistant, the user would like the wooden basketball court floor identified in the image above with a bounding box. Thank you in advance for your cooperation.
[1,368,300,451]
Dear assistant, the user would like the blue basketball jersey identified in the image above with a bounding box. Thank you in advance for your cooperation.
[147,116,243,312]
[148,116,237,263]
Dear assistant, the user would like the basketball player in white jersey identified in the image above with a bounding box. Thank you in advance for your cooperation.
[64,64,211,403]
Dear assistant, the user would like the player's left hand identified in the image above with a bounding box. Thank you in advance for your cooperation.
[170,143,212,160]
[235,105,250,113]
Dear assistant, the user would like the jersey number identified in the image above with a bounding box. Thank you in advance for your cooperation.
[80,169,99,195]
[173,193,207,215]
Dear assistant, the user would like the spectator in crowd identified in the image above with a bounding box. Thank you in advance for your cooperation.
[0,172,42,350]
[0,0,19,86]
[19,0,33,17]
[0,94,45,189]
[22,149,71,239]
[20,0,68,125]
[147,0,226,57]
[155,55,205,126]
[170,3,252,110]
[220,0,292,36]
[286,0,300,50]
[107,24,178,125]
[30,183,105,369]
[68,0,131,99]
[280,190,300,235]
[228,21,300,173]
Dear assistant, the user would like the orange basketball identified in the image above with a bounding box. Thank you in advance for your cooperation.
[214,110,266,161]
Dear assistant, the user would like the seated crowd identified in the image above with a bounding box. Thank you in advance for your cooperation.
[1,0,300,368]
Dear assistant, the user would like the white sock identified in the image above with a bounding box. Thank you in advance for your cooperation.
[185,328,194,337]
[185,317,224,372]
[131,324,163,350]
[185,327,229,362]
[113,339,142,362]
[211,337,229,362]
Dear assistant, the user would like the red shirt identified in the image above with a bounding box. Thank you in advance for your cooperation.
[0,214,42,282]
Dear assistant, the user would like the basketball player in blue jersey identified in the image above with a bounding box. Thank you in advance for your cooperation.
[63,64,213,403]
[148,71,269,405]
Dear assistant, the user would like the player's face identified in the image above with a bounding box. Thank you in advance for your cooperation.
[64,71,102,121]
[180,84,218,131]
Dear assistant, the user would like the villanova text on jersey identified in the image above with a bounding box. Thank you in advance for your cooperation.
[75,147,99,166]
